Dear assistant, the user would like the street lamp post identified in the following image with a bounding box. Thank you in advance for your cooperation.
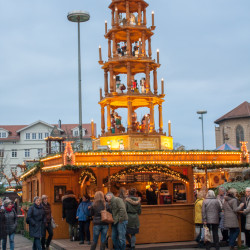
[197,110,207,150]
[197,110,207,189]
[67,11,90,150]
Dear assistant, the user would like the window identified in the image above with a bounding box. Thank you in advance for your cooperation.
[12,149,17,158]
[0,150,4,157]
[74,130,79,137]
[1,132,6,138]
[32,133,36,140]
[38,148,43,158]
[45,132,49,138]
[0,142,3,144]
[25,149,30,158]
[26,133,30,139]
[236,125,244,148]
[13,141,16,144]
[38,133,43,140]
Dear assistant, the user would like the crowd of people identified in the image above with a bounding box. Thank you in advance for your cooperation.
[62,188,141,250]
[0,185,249,250]
[195,187,250,250]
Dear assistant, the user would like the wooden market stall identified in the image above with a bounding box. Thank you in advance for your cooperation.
[21,0,250,245]
[21,143,249,242]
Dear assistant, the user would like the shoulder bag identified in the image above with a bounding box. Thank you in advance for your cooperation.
[101,202,114,224]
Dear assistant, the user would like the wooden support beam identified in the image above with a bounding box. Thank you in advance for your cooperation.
[153,69,158,95]
[101,105,105,135]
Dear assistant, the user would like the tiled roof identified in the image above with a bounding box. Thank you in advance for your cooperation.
[56,123,96,138]
[0,125,26,140]
[0,122,95,140]
[214,101,250,124]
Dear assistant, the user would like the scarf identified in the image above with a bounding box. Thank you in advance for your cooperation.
[5,206,13,212]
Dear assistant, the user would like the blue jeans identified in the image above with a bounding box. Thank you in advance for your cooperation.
[2,233,15,250]
[229,228,240,247]
[33,237,42,250]
[93,224,109,243]
[112,221,128,250]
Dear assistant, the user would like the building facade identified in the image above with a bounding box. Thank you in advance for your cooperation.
[0,120,94,184]
[215,101,250,148]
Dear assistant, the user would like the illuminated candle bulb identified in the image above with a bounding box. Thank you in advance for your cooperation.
[152,11,155,27]
[115,7,119,25]
[161,78,164,95]
[91,119,95,139]
[99,45,102,62]
[105,20,108,33]
[157,49,160,64]
[168,120,171,137]
[139,38,142,54]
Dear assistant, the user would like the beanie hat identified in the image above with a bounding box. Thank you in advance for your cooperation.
[4,198,12,207]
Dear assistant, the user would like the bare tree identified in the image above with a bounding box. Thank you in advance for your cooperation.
[173,142,186,150]
[0,149,10,183]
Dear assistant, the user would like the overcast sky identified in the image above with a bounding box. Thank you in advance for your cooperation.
[0,0,249,150]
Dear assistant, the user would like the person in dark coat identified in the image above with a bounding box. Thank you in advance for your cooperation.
[89,191,110,250]
[0,198,7,248]
[202,190,222,250]
[2,199,17,250]
[146,185,157,205]
[76,194,92,245]
[62,190,78,241]
[125,188,141,250]
[41,195,53,250]
[26,196,45,250]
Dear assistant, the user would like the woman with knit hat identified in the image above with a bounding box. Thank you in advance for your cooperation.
[2,198,17,250]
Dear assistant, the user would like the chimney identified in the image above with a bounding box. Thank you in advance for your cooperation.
[58,119,62,129]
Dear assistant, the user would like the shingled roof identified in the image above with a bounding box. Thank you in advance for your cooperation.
[214,101,250,124]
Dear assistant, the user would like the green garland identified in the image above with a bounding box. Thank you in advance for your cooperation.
[42,164,80,173]
[21,162,42,181]
[103,164,189,184]
[79,167,97,184]
[194,163,249,170]
[41,165,97,184]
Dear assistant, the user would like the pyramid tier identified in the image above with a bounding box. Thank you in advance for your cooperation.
[99,94,164,109]
[105,26,153,43]
[102,57,159,75]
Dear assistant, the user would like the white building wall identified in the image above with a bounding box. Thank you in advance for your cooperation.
[0,121,93,185]
[0,122,54,184]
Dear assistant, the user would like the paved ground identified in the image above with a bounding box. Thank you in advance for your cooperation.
[3,234,32,250]
[2,234,56,250]
[3,234,248,250]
